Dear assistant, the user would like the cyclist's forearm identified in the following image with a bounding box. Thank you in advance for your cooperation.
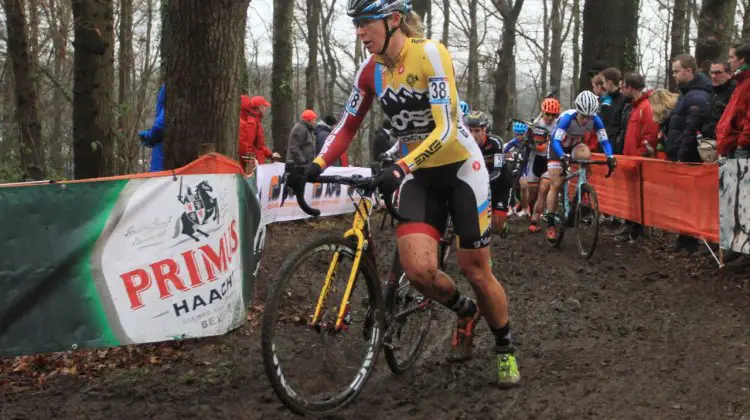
[503,138,519,154]
[599,139,614,156]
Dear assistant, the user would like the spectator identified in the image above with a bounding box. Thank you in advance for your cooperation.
[666,54,712,254]
[649,88,680,160]
[315,115,336,155]
[615,74,660,243]
[621,73,659,157]
[287,109,317,165]
[139,83,165,172]
[717,43,750,159]
[239,95,276,164]
[372,119,396,163]
[314,115,349,166]
[667,54,712,163]
[592,73,613,130]
[698,60,735,163]
[601,68,627,154]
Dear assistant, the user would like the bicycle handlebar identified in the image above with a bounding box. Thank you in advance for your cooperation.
[280,164,409,222]
[563,158,615,178]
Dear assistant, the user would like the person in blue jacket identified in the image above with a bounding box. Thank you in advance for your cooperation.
[139,84,165,171]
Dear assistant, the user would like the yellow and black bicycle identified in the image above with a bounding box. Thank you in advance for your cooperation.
[261,164,450,415]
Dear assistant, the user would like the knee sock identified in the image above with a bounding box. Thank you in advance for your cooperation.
[445,290,477,318]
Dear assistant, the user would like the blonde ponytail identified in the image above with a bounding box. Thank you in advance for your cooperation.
[400,11,425,38]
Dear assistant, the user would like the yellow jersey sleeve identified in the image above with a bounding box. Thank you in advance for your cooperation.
[397,40,459,173]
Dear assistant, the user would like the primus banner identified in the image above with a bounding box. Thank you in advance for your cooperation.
[719,158,750,255]
[0,169,260,357]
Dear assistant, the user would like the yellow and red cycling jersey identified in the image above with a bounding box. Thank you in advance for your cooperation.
[314,38,478,174]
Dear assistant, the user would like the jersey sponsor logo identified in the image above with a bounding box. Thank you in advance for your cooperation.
[428,76,450,105]
[411,38,426,44]
[345,86,365,116]
[597,128,607,140]
[379,87,435,137]
[406,73,419,87]
[553,127,566,141]
[472,160,481,171]
[412,141,443,167]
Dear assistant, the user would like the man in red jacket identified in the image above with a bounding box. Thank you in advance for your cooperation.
[621,73,660,157]
[717,43,750,158]
[239,95,276,163]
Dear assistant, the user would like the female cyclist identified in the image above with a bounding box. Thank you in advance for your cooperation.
[307,0,520,387]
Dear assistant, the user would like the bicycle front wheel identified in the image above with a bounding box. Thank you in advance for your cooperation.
[261,235,384,415]
[575,183,600,259]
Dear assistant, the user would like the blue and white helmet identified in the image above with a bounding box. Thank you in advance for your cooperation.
[346,0,412,19]
[575,90,600,116]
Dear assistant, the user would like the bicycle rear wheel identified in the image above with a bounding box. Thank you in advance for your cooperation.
[261,235,384,414]
[382,220,454,374]
[575,183,600,259]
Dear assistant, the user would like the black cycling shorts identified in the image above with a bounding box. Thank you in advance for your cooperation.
[396,160,491,249]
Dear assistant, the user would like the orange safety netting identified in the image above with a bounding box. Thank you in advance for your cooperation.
[0,153,246,188]
[587,153,719,243]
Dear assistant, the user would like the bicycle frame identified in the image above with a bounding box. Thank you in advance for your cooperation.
[310,196,375,332]
[560,164,589,221]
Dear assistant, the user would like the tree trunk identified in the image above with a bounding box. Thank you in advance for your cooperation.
[541,0,550,98]
[3,0,45,177]
[579,0,639,92]
[49,0,71,176]
[160,0,168,80]
[72,0,115,179]
[695,0,737,71]
[118,0,133,173]
[28,0,40,96]
[742,0,750,40]
[442,0,450,46]
[273,0,294,160]
[492,0,525,134]
[571,0,581,99]
[466,0,480,106]
[670,0,688,91]
[305,0,320,110]
[162,0,250,169]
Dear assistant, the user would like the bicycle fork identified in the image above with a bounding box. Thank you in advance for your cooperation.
[310,200,372,332]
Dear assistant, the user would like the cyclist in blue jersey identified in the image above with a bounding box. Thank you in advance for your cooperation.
[544,90,616,240]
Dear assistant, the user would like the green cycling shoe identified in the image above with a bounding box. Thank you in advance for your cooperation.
[496,349,521,388]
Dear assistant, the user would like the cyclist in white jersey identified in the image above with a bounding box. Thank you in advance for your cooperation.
[544,91,616,240]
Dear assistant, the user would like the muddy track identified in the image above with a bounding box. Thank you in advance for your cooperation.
[2,214,749,420]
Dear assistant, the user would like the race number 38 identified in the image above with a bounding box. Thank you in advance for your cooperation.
[345,87,364,115]
[428,77,450,105]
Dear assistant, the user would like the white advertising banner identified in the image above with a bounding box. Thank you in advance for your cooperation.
[254,163,375,225]
[94,174,246,344]
[719,158,750,255]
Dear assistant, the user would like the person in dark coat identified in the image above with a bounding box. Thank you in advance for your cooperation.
[701,60,736,141]
[666,54,712,163]
[315,115,341,165]
[600,68,628,154]
[314,115,335,153]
